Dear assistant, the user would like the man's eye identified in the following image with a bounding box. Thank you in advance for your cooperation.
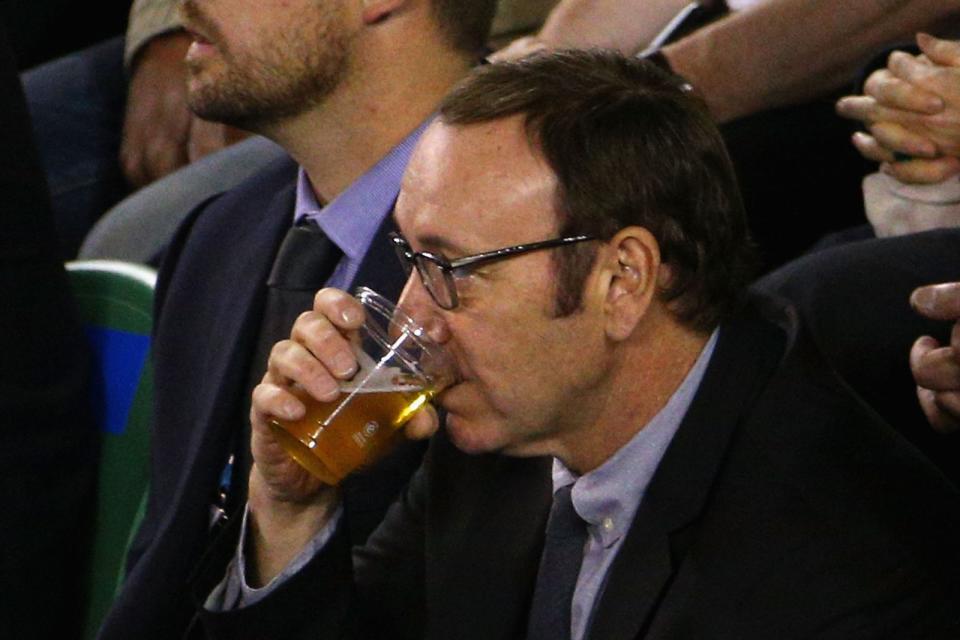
[452,271,477,299]
[451,264,482,280]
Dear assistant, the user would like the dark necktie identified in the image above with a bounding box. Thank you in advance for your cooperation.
[238,218,343,485]
[526,484,589,640]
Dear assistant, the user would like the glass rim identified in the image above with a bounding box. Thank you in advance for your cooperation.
[353,287,450,378]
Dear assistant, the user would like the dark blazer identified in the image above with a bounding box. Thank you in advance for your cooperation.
[98,156,420,640]
[755,228,960,487]
[193,293,960,639]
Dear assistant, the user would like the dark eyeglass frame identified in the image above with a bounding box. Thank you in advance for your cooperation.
[390,232,595,310]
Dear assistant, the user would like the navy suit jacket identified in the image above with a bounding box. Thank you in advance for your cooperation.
[192,293,960,639]
[755,228,960,486]
[98,156,420,639]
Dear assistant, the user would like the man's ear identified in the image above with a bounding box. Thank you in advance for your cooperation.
[361,0,406,25]
[600,227,661,342]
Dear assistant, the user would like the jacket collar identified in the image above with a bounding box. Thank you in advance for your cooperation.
[586,297,790,639]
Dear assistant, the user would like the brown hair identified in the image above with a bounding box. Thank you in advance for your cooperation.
[439,49,755,331]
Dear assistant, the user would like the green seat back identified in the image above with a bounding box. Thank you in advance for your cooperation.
[67,260,156,640]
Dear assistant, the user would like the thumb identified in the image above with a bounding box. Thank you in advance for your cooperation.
[402,402,440,440]
[911,282,960,321]
[917,33,960,68]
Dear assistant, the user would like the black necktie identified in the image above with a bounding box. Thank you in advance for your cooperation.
[526,485,589,640]
[238,219,343,484]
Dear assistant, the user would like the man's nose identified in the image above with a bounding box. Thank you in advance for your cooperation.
[397,274,450,345]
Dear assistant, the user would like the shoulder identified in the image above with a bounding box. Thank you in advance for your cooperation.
[697,297,960,633]
[196,154,300,217]
[154,154,299,318]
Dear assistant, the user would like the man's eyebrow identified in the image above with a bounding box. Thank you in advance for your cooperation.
[414,233,468,257]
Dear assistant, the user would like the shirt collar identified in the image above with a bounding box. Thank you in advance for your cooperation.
[552,328,719,548]
[293,117,432,261]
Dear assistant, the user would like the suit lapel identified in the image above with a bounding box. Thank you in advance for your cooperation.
[586,301,789,640]
[167,169,298,532]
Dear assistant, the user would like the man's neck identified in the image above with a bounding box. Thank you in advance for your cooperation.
[559,316,712,475]
[262,54,472,203]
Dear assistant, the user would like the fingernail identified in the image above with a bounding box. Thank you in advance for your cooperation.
[317,379,341,400]
[341,308,361,324]
[911,286,936,313]
[333,352,357,377]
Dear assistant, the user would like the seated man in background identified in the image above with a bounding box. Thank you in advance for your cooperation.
[96,0,497,638]
[23,0,557,261]
[193,51,960,639]
[496,0,960,268]
[756,33,960,482]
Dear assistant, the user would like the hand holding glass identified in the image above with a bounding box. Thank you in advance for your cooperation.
[268,287,456,485]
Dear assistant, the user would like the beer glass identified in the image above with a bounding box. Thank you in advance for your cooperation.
[268,287,455,485]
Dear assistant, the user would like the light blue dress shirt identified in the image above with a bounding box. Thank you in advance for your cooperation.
[294,118,431,291]
[553,329,718,640]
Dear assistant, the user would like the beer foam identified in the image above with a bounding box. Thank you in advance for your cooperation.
[343,350,425,393]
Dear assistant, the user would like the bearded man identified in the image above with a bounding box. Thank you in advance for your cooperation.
[96,1,496,637]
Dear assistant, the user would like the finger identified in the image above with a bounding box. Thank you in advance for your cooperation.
[251,380,307,428]
[268,336,344,403]
[313,287,366,330]
[912,283,960,320]
[950,321,960,353]
[909,335,940,385]
[291,309,359,376]
[835,95,880,123]
[889,49,960,106]
[249,432,327,503]
[869,122,938,158]
[865,68,943,114]
[910,334,940,375]
[851,131,896,163]
[187,117,231,162]
[835,95,924,128]
[910,343,960,390]
[931,390,960,433]
[142,137,190,184]
[401,402,440,440]
[119,144,149,189]
[883,156,960,184]
[917,387,960,434]
[917,33,960,69]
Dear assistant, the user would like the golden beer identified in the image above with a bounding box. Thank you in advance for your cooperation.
[269,383,434,485]
[269,287,454,484]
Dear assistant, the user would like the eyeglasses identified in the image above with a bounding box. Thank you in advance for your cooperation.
[390,232,595,310]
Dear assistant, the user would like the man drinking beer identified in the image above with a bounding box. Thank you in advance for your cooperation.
[191,50,960,639]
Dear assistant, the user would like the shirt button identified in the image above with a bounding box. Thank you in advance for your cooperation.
[602,517,614,531]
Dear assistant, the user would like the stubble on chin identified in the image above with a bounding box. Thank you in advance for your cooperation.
[184,11,353,132]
